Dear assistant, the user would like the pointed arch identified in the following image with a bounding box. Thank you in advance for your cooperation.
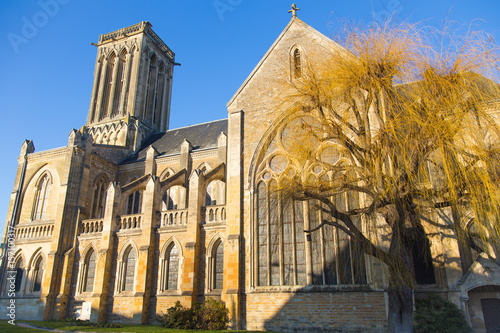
[289,44,305,79]
[116,240,138,293]
[153,61,166,129]
[28,249,46,293]
[90,55,105,123]
[8,250,26,295]
[158,237,183,292]
[144,53,158,123]
[100,51,116,119]
[111,48,128,118]
[197,162,212,175]
[31,171,52,221]
[206,233,225,291]
[250,111,366,288]
[77,244,98,294]
[91,174,109,219]
[160,167,176,181]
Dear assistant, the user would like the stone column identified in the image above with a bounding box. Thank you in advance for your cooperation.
[92,182,120,322]
[223,110,243,329]
[132,176,158,324]
[180,170,204,307]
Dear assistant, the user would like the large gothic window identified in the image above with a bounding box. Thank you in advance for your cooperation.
[32,174,51,220]
[124,191,142,215]
[91,178,107,218]
[253,114,367,287]
[159,243,180,292]
[82,249,96,293]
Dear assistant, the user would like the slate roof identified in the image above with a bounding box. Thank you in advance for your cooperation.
[120,118,228,164]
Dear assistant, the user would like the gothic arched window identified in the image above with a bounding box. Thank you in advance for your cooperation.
[90,56,104,122]
[111,49,128,118]
[212,240,224,290]
[125,191,142,215]
[121,246,136,292]
[14,257,24,293]
[293,48,302,78]
[153,62,166,129]
[144,53,158,123]
[82,249,96,293]
[92,178,107,218]
[160,243,180,291]
[32,256,44,293]
[32,174,51,220]
[100,52,116,120]
[253,114,367,287]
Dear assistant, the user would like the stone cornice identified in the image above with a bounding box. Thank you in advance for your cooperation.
[26,147,67,162]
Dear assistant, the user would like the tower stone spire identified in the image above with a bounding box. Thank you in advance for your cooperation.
[85,22,176,150]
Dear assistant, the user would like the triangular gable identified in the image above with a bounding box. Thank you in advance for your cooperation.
[457,252,500,292]
[227,17,345,109]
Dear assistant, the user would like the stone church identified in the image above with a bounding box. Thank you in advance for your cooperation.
[1,15,500,333]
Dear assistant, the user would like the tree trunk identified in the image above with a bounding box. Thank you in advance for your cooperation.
[387,233,415,333]
[387,280,414,333]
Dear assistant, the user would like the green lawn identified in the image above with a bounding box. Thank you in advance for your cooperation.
[1,320,271,333]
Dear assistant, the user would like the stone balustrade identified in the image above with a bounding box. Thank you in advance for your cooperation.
[118,214,143,231]
[204,205,226,223]
[160,209,188,227]
[15,222,54,239]
[80,218,103,234]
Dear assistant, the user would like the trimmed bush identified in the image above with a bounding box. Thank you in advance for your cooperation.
[157,299,229,330]
[414,294,471,333]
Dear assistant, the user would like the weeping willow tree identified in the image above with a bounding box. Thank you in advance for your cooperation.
[278,21,500,332]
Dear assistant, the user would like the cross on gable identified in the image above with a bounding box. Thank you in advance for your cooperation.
[288,3,300,18]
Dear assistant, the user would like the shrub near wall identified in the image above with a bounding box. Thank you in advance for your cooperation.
[157,299,229,330]
[414,295,471,333]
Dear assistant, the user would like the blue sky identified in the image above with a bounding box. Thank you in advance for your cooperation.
[1,0,499,232]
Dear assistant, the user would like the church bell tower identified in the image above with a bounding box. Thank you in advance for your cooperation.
[85,21,175,150]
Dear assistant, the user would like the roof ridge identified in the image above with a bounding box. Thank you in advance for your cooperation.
[167,118,228,132]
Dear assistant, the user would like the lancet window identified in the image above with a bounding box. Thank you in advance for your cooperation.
[31,256,44,293]
[82,249,96,293]
[120,246,136,292]
[124,191,142,215]
[293,48,302,78]
[32,174,51,221]
[91,177,108,218]
[159,242,180,292]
